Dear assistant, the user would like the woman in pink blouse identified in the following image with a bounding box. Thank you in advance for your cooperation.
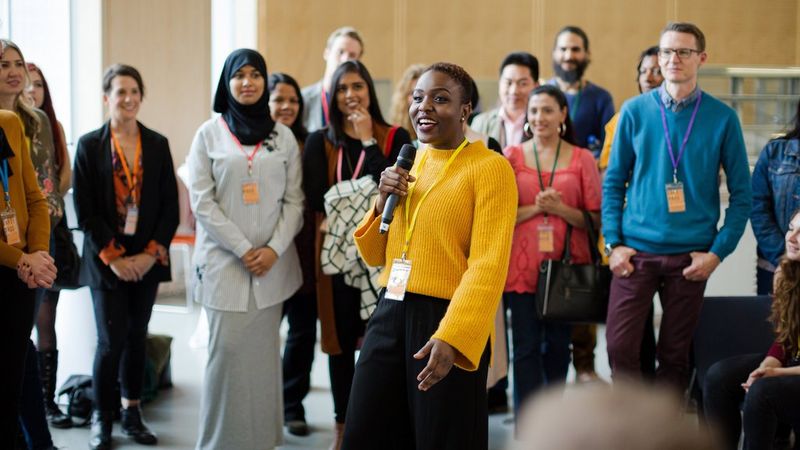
[503,84,601,415]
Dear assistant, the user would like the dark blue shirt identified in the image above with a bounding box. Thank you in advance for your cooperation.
[549,80,615,154]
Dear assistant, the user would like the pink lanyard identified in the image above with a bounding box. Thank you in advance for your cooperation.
[321,87,330,127]
[336,147,366,182]
[219,117,262,176]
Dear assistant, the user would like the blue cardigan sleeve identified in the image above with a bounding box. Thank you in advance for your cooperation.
[709,112,752,260]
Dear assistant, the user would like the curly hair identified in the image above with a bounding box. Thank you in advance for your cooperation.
[390,64,426,141]
[772,253,800,360]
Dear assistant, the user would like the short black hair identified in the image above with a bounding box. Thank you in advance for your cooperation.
[555,26,590,52]
[425,62,473,104]
[268,72,309,143]
[103,63,145,97]
[499,51,539,82]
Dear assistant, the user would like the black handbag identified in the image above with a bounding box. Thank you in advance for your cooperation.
[535,211,611,323]
[52,219,82,290]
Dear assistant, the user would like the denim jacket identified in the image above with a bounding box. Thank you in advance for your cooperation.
[751,138,800,268]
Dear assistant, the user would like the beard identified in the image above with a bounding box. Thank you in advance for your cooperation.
[552,59,590,84]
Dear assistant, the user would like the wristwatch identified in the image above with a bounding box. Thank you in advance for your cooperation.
[361,138,377,147]
[604,242,621,257]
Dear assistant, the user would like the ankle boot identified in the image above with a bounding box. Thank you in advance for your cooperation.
[38,350,73,428]
[121,405,158,445]
[329,422,344,450]
[89,410,113,450]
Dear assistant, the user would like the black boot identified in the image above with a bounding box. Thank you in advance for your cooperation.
[38,350,73,428]
[89,410,113,450]
[121,405,157,445]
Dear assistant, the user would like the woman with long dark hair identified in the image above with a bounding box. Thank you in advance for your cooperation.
[189,49,303,450]
[73,63,179,449]
[302,59,411,448]
[26,61,75,428]
[267,72,316,436]
[704,208,800,449]
[503,84,601,414]
[751,99,800,294]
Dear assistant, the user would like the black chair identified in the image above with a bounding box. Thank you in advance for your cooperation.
[687,295,775,411]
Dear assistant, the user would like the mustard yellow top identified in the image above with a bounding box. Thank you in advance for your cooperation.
[0,110,50,268]
[598,112,619,171]
[354,140,517,370]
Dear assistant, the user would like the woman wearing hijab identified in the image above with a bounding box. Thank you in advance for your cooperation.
[188,49,303,450]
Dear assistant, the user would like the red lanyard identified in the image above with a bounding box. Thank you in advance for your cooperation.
[336,147,366,182]
[219,117,262,176]
[110,130,142,204]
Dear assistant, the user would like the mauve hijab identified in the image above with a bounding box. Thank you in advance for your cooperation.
[213,49,275,145]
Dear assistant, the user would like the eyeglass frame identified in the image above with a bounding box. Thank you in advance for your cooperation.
[658,47,703,60]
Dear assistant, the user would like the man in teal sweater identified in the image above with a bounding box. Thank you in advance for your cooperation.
[602,22,751,389]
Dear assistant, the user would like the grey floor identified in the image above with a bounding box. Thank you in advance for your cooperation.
[47,294,613,450]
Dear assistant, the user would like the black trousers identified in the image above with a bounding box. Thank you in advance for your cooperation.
[329,274,365,423]
[0,267,35,448]
[91,281,158,411]
[703,353,800,450]
[281,291,317,422]
[342,292,490,450]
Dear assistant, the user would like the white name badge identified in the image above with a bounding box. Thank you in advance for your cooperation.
[124,204,139,236]
[1,207,20,245]
[385,258,412,301]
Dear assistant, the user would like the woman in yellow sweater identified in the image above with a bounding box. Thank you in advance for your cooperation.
[341,63,517,450]
[0,109,56,447]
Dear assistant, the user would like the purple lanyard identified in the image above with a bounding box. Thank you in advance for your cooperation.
[659,92,702,183]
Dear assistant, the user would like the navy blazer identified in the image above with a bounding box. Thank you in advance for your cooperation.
[73,121,179,289]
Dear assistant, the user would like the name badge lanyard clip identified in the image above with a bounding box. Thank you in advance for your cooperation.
[659,92,702,213]
[401,139,469,261]
[219,117,262,177]
[111,131,143,235]
[0,159,20,245]
[385,139,468,302]
[532,139,561,252]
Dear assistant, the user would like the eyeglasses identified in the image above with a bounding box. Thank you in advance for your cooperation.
[658,48,702,60]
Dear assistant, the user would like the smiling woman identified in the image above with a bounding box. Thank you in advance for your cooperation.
[342,63,517,450]
[301,59,411,447]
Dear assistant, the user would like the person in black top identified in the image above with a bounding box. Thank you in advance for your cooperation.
[302,59,411,449]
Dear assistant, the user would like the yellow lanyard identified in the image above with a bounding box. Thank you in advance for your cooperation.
[111,131,143,204]
[401,138,468,258]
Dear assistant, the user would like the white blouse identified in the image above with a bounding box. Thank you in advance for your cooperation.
[187,117,303,312]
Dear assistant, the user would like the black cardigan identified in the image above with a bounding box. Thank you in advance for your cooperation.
[73,121,179,289]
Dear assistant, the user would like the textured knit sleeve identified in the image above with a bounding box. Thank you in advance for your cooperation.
[353,206,387,267]
[602,104,635,246]
[431,155,517,370]
[710,109,752,260]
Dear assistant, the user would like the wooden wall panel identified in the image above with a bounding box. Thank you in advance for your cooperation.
[258,0,800,112]
[104,0,211,163]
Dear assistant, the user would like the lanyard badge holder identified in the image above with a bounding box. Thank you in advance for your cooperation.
[660,93,702,214]
[532,139,561,253]
[112,131,142,236]
[0,160,20,245]
[384,139,469,301]
[220,118,263,206]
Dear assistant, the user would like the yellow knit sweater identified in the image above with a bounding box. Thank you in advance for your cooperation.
[354,140,517,371]
[0,110,49,268]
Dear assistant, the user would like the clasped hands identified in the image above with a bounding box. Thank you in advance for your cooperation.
[109,253,157,282]
[241,246,278,277]
[16,251,57,289]
[610,247,720,281]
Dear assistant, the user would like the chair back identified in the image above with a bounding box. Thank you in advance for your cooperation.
[692,295,774,387]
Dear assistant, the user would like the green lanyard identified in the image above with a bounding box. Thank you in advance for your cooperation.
[532,139,561,191]
[401,138,469,259]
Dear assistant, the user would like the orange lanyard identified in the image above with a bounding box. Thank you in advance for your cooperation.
[111,130,142,204]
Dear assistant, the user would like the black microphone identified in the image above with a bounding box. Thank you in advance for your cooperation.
[380,144,416,234]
